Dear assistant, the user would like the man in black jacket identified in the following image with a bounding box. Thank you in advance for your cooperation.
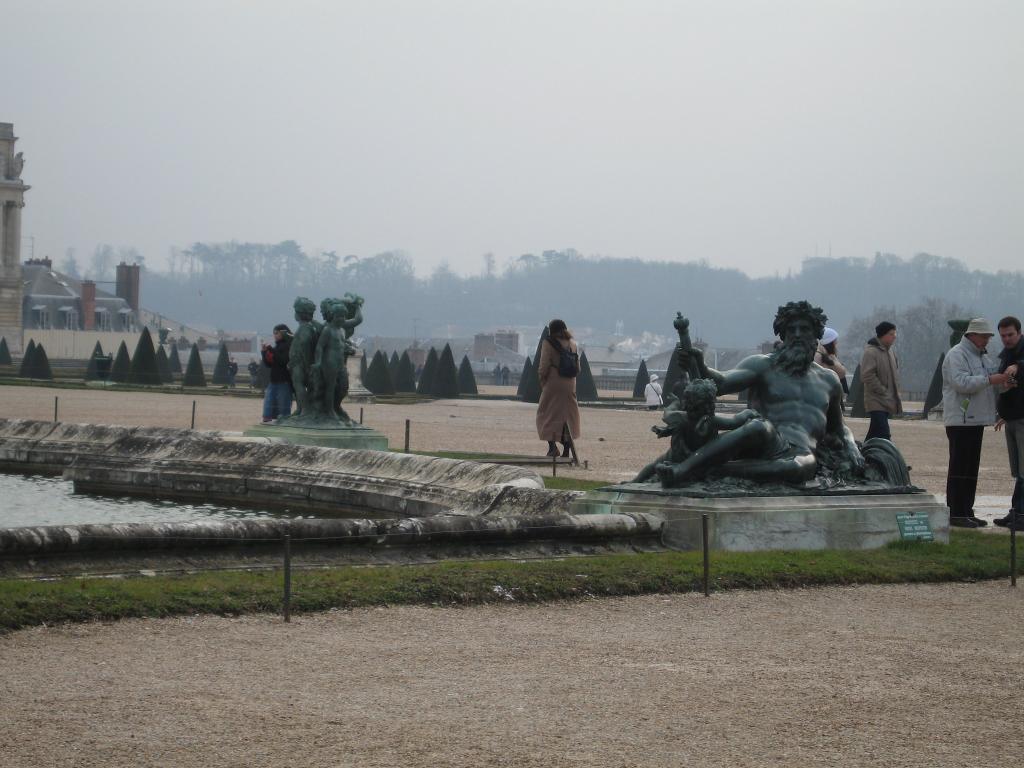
[995,316,1024,528]
[260,324,293,422]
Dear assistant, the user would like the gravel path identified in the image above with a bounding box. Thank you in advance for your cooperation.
[0,384,1016,495]
[2,582,1021,767]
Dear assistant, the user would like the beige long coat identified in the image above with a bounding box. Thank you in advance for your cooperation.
[860,338,903,415]
[535,335,582,441]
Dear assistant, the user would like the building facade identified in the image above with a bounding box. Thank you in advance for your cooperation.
[0,122,28,353]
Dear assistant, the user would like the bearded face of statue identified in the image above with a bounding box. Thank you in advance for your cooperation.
[772,316,819,376]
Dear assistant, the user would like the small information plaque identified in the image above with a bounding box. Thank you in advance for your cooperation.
[896,512,934,541]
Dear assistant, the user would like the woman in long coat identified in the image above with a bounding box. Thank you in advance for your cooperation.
[536,319,582,457]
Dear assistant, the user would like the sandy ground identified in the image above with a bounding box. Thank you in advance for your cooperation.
[0,383,1017,496]
[3,385,1023,766]
[1,582,1022,767]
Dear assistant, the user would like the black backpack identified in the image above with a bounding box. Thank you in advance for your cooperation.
[548,337,579,378]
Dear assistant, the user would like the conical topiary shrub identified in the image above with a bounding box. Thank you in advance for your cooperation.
[458,355,478,395]
[417,347,439,395]
[364,350,396,395]
[110,341,131,383]
[19,339,37,378]
[516,356,532,399]
[434,344,460,398]
[28,343,54,380]
[923,353,945,418]
[520,354,544,403]
[360,352,368,384]
[156,345,174,384]
[389,351,400,382]
[211,343,230,386]
[85,341,105,380]
[182,343,207,387]
[633,360,650,399]
[130,327,163,386]
[662,346,682,402]
[848,364,865,418]
[576,350,599,401]
[168,344,182,375]
[395,350,417,393]
[0,337,12,366]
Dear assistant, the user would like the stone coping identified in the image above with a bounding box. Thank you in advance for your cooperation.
[0,419,549,520]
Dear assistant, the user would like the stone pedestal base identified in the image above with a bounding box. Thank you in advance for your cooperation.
[242,421,388,450]
[570,485,948,551]
[346,352,375,403]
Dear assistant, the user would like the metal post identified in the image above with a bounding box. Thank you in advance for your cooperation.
[552,455,557,477]
[404,419,411,452]
[1012,509,1018,588]
[190,400,196,430]
[702,513,710,597]
[283,534,292,622]
[53,396,58,422]
[359,407,364,424]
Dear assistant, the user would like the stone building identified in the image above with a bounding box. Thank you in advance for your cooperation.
[0,122,29,353]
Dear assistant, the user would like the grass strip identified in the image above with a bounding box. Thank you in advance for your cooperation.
[0,531,1014,632]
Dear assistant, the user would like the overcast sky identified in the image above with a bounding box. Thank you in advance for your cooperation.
[3,0,1021,278]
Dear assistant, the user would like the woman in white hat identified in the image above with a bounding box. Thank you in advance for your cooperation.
[644,373,664,410]
[815,327,849,397]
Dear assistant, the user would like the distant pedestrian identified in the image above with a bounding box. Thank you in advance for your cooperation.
[993,316,1024,529]
[815,327,849,398]
[227,356,239,388]
[536,319,581,457]
[260,324,293,423]
[860,321,902,440]
[644,373,663,410]
[941,318,1013,528]
[247,359,260,389]
[501,365,511,386]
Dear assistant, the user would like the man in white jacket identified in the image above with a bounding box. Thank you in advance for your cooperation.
[941,318,1016,528]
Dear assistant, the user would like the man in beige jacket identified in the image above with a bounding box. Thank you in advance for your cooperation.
[860,321,902,441]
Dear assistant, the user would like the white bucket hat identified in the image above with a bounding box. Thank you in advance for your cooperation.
[649,373,659,381]
[821,327,839,345]
[965,318,995,336]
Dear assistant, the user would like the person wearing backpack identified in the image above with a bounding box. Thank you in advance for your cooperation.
[644,373,664,410]
[536,318,582,457]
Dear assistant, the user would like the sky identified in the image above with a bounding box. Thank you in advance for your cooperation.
[2,0,1021,278]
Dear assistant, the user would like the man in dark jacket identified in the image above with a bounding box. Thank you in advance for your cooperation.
[260,324,293,422]
[994,316,1024,528]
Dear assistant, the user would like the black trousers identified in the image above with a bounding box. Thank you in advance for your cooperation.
[945,426,985,517]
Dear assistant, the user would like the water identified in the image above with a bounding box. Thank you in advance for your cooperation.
[0,473,312,529]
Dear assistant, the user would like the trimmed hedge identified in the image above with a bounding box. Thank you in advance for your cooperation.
[182,343,207,387]
[130,328,163,386]
[211,344,230,386]
[395,351,417,393]
[632,359,649,399]
[18,339,37,378]
[434,344,460,398]
[458,355,478,395]
[364,350,396,395]
[110,342,132,383]
[417,347,439,395]
[577,350,599,400]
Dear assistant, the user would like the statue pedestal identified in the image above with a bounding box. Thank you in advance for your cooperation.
[346,352,375,403]
[242,420,388,451]
[570,484,948,551]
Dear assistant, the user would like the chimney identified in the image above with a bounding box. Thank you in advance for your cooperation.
[115,262,141,311]
[81,281,96,330]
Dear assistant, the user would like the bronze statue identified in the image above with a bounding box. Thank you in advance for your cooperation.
[273,294,364,425]
[288,297,323,416]
[633,378,763,482]
[643,301,899,488]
